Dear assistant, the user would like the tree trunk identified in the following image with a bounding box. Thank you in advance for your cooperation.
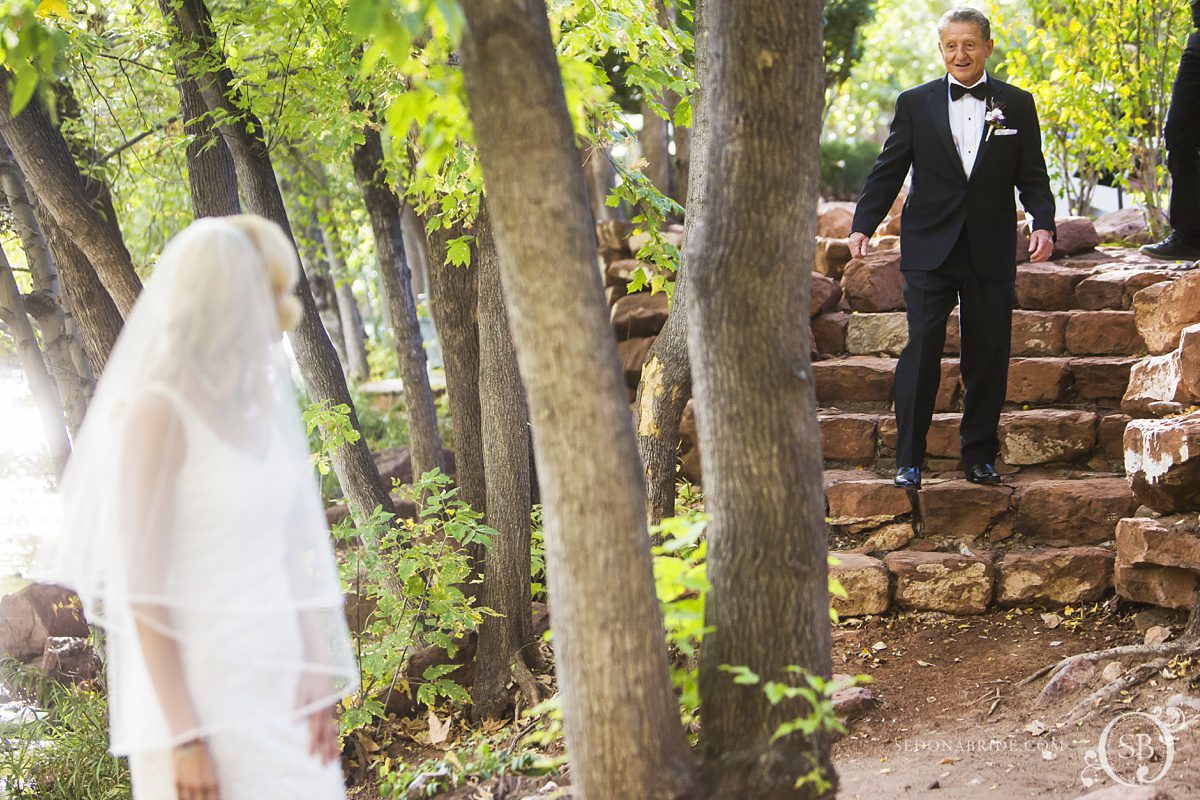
[582,144,619,224]
[687,2,835,797]
[400,203,430,303]
[426,221,486,536]
[639,98,674,200]
[350,122,444,480]
[159,0,241,219]
[0,86,142,317]
[0,245,71,476]
[458,3,699,798]
[470,210,537,720]
[634,0,711,527]
[317,206,371,382]
[165,0,394,528]
[0,137,93,434]
[28,191,123,375]
[293,199,350,368]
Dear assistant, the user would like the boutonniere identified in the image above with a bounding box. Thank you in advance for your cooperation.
[985,100,1007,141]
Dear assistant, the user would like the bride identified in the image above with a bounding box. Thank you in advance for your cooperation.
[36,215,358,799]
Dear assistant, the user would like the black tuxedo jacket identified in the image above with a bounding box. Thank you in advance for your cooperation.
[851,75,1057,280]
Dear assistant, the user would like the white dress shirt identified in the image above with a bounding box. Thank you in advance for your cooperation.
[948,73,987,177]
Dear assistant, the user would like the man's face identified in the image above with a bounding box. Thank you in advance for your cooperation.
[938,21,994,85]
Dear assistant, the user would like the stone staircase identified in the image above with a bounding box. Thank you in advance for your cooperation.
[597,211,1199,617]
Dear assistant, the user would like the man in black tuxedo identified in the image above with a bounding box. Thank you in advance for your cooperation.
[848,7,1057,490]
[1142,1,1200,261]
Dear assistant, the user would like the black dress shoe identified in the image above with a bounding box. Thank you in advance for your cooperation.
[965,463,1002,485]
[1141,234,1200,261]
[894,466,921,489]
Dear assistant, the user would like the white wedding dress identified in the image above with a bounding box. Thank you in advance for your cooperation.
[121,385,349,800]
[35,217,358,800]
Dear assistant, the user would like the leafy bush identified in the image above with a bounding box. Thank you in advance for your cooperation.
[0,659,131,800]
[336,470,496,740]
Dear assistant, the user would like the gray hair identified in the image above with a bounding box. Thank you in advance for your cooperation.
[938,7,992,40]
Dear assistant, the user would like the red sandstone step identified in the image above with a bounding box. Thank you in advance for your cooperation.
[823,309,1148,359]
[813,355,1136,411]
[830,544,1116,616]
[825,469,1136,549]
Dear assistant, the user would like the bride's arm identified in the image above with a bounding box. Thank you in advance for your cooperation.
[118,392,201,738]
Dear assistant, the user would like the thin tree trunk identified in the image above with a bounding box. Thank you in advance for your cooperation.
[688,2,835,797]
[471,210,537,720]
[0,246,70,476]
[294,199,349,367]
[318,209,371,382]
[639,100,673,199]
[400,203,430,303]
[0,137,92,433]
[0,87,142,317]
[426,220,486,523]
[458,3,699,798]
[29,191,123,374]
[159,0,241,219]
[634,0,711,527]
[165,0,394,530]
[350,122,444,480]
[582,144,619,224]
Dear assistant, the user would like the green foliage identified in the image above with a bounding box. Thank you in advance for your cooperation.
[819,138,880,200]
[991,0,1192,225]
[335,470,495,737]
[718,664,871,794]
[0,0,69,116]
[823,0,878,100]
[0,658,131,800]
[303,397,363,477]
[650,510,710,721]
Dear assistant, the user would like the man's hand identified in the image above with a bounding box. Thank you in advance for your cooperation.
[849,231,870,259]
[1029,229,1054,263]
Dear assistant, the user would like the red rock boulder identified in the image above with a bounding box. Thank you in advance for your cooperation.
[841,252,904,313]
[1125,412,1200,513]
[0,583,90,662]
[1133,271,1200,355]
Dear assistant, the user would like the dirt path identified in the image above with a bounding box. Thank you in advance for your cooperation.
[832,604,1200,798]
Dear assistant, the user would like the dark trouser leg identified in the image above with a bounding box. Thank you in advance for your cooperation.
[894,268,958,467]
[958,275,1014,466]
[1166,33,1200,242]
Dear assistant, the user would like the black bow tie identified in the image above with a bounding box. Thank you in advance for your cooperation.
[950,82,988,102]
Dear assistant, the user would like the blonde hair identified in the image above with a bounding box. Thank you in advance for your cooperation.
[226,214,304,332]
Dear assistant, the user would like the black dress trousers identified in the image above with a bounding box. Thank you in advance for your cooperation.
[894,226,1015,468]
[1166,32,1200,243]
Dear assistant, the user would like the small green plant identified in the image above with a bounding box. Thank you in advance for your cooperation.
[376,698,564,799]
[719,664,872,794]
[651,510,711,723]
[0,658,131,800]
[336,470,497,740]
[302,398,362,477]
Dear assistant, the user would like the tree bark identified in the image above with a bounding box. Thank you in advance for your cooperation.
[0,137,93,434]
[639,98,673,199]
[400,203,430,303]
[317,204,371,382]
[634,0,711,527]
[582,144,619,224]
[470,210,537,720]
[165,0,394,526]
[0,85,142,317]
[28,191,123,375]
[350,122,444,480]
[158,0,241,219]
[458,3,699,798]
[0,245,71,476]
[687,2,835,797]
[426,220,486,537]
